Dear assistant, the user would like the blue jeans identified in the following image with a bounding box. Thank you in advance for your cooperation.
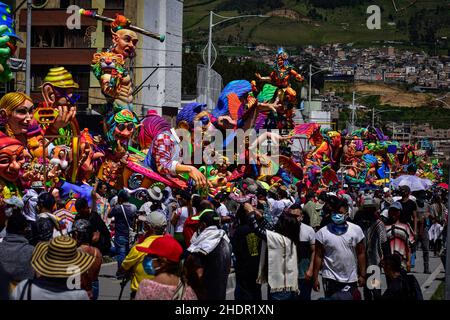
[268,288,297,300]
[297,279,313,300]
[92,280,99,300]
[114,235,130,269]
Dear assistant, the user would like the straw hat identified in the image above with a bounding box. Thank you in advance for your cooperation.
[41,67,79,89]
[31,236,95,278]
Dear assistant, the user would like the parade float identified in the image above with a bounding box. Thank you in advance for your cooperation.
[0,2,444,227]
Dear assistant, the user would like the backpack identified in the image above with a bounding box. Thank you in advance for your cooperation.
[183,216,199,247]
[405,274,423,300]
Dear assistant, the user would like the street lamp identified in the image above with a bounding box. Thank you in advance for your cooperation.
[307,64,329,117]
[348,92,384,131]
[205,11,268,108]
[372,108,401,127]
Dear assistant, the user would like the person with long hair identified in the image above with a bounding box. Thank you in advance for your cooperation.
[171,190,195,248]
[242,202,300,300]
[135,235,197,300]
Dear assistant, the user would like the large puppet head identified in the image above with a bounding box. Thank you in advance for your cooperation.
[77,128,104,182]
[275,48,289,69]
[0,133,25,182]
[111,14,138,59]
[138,110,171,150]
[41,66,80,107]
[176,102,210,131]
[212,80,252,129]
[107,109,139,144]
[0,92,34,137]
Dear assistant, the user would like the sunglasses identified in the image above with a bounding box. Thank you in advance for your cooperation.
[54,88,81,106]
[199,116,210,126]
[117,123,134,131]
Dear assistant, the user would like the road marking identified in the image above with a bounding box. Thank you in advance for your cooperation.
[421,263,443,292]
[101,262,117,267]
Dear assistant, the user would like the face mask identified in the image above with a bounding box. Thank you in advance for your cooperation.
[142,256,160,276]
[5,207,14,218]
[331,212,346,225]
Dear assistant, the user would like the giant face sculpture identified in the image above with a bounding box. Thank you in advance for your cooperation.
[107,109,138,144]
[0,92,34,138]
[0,135,25,182]
[112,28,138,59]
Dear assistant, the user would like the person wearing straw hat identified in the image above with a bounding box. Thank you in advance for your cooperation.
[40,66,79,135]
[10,236,95,300]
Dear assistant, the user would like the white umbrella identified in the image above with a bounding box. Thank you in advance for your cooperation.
[391,175,433,192]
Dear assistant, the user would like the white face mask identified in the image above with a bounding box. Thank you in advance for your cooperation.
[5,207,14,217]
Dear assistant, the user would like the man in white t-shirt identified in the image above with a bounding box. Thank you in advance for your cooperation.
[312,198,366,299]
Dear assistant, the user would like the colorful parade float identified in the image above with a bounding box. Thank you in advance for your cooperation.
[0,2,444,230]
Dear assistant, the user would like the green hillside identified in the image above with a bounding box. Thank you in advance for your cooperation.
[183,0,450,47]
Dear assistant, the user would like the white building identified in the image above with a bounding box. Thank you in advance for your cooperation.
[135,0,183,117]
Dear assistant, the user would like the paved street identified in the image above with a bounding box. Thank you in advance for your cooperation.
[98,248,445,300]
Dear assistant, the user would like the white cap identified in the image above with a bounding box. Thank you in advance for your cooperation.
[383,187,390,193]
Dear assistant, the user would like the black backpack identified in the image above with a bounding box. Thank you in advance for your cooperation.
[403,273,423,300]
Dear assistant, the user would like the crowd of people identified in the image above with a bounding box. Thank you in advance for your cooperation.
[0,177,447,300]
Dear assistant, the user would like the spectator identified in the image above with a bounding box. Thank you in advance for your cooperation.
[0,196,24,240]
[385,201,415,271]
[231,203,262,301]
[381,254,423,300]
[92,180,110,223]
[183,200,212,248]
[243,203,300,300]
[30,192,61,245]
[0,212,34,289]
[312,199,366,299]
[415,197,431,273]
[428,216,443,257]
[289,203,315,301]
[135,235,197,300]
[303,192,322,231]
[10,236,94,300]
[22,181,45,223]
[118,211,166,299]
[70,219,102,300]
[108,190,138,268]
[186,206,232,300]
[75,198,111,256]
[171,190,195,248]
[353,194,389,300]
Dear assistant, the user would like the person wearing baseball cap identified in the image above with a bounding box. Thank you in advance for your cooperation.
[186,206,231,300]
[117,211,166,299]
[135,235,197,300]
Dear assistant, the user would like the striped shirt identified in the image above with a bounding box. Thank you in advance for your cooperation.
[386,222,415,267]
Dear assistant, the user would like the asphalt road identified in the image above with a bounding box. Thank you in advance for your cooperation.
[97,248,445,300]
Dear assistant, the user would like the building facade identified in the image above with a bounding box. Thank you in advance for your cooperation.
[13,0,182,121]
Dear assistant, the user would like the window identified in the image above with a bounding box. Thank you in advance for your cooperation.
[60,0,91,8]
[105,0,124,9]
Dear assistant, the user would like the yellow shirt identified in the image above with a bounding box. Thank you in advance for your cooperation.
[121,235,162,292]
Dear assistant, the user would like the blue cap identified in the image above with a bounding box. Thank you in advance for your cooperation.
[0,2,23,42]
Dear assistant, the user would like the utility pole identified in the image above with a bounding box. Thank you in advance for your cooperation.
[25,0,32,96]
[350,91,356,132]
[308,63,312,115]
[446,164,450,300]
[372,107,375,127]
[206,11,213,108]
